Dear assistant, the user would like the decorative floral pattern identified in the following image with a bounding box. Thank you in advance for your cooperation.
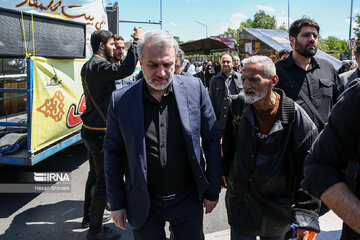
[37,91,65,122]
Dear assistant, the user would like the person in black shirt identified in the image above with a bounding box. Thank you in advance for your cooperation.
[81,28,141,240]
[302,80,360,239]
[209,53,243,138]
[275,18,343,131]
[104,30,221,240]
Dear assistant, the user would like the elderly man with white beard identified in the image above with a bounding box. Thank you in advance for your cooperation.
[221,55,321,240]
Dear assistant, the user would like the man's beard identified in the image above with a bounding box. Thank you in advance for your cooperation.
[113,54,123,63]
[104,46,113,59]
[295,40,317,58]
[222,67,232,74]
[244,88,267,104]
[145,76,172,91]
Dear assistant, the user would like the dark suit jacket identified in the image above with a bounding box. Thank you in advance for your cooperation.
[104,75,221,230]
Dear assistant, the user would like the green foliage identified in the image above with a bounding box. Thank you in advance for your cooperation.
[240,10,277,29]
[278,24,288,32]
[354,13,360,41]
[223,27,241,55]
[318,36,348,55]
[223,10,288,54]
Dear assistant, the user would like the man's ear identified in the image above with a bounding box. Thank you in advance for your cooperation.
[289,36,295,49]
[99,42,105,51]
[272,74,279,86]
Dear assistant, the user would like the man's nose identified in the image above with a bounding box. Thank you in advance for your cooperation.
[156,66,166,77]
[242,79,249,90]
[309,34,316,42]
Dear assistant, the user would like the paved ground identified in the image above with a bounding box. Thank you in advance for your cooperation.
[0,144,343,240]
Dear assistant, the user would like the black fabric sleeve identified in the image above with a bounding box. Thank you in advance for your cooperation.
[302,79,360,199]
[92,44,138,82]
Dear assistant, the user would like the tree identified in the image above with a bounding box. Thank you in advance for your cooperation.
[318,36,348,55]
[223,11,285,55]
[278,24,288,32]
[223,27,241,55]
[240,10,277,29]
[354,13,360,41]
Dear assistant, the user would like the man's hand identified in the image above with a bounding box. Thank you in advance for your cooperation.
[297,229,317,240]
[221,176,228,188]
[111,209,127,230]
[203,199,218,214]
[131,27,143,39]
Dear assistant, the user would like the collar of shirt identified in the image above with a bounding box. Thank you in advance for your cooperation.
[284,51,320,71]
[93,54,107,61]
[142,80,174,103]
[221,71,234,80]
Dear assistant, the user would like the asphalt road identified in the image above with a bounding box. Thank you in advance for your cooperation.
[0,143,343,240]
[0,143,229,240]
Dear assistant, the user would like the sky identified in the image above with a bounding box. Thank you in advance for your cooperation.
[107,0,359,43]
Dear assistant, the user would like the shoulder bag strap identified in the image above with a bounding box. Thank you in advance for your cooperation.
[83,70,107,124]
[298,90,325,127]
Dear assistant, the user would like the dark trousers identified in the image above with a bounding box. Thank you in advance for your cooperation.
[81,127,107,234]
[132,189,203,240]
[231,229,285,240]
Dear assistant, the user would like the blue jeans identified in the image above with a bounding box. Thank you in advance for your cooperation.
[231,228,285,240]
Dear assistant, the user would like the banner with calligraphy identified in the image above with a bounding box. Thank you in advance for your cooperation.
[30,57,86,152]
[1,0,108,57]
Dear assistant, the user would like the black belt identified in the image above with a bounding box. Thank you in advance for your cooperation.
[152,189,184,201]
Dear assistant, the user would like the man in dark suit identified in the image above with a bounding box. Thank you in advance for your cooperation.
[104,30,221,240]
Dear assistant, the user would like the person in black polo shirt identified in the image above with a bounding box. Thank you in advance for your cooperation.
[104,30,221,240]
[275,18,343,132]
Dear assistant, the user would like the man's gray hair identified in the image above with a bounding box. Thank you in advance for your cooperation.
[242,55,276,78]
[137,30,179,60]
[176,48,185,65]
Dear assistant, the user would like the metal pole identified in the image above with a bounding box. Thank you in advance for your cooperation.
[160,0,163,30]
[349,0,354,59]
[194,20,207,38]
[118,20,161,25]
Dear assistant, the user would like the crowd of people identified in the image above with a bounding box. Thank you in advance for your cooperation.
[79,17,360,240]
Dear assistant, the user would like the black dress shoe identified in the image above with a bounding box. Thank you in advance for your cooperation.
[87,226,121,240]
[82,213,111,228]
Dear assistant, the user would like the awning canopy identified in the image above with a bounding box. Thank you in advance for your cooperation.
[180,38,229,55]
[241,28,342,70]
